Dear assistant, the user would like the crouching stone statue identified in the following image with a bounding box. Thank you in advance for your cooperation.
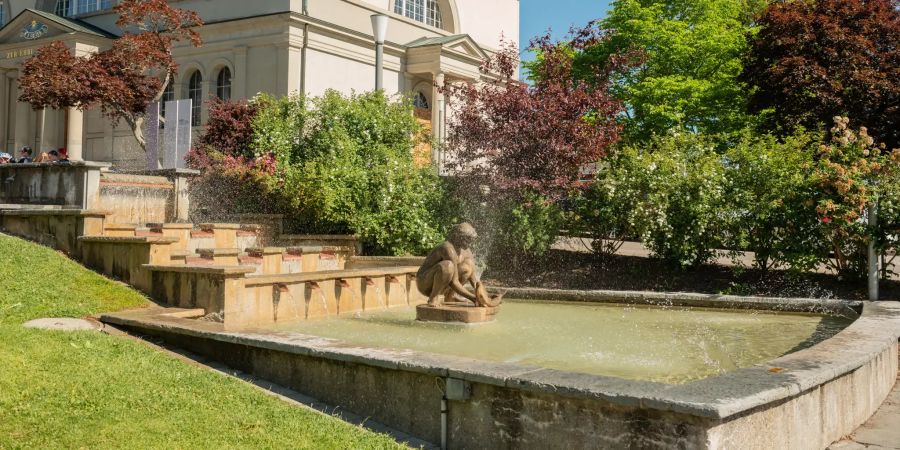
[416,223,504,308]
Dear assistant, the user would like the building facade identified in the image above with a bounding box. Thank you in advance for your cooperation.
[0,0,519,167]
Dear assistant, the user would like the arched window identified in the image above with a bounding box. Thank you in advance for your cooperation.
[160,82,174,119]
[413,91,430,109]
[394,0,442,29]
[216,67,232,101]
[188,71,203,126]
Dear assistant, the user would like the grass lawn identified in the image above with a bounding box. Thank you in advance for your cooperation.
[0,234,407,449]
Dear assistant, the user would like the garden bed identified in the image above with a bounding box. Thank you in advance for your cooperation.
[484,249,900,300]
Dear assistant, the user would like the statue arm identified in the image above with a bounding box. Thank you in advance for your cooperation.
[450,275,477,301]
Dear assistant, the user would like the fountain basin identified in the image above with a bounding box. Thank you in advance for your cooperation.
[101,289,900,449]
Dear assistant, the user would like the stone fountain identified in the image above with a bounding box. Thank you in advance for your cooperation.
[414,223,504,323]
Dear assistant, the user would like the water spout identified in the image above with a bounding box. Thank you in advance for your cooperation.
[275,283,302,321]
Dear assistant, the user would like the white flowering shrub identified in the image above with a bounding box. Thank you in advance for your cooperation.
[599,134,728,268]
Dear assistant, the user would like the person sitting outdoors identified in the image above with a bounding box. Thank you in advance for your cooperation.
[17,146,32,163]
[0,152,12,164]
[55,148,70,164]
[32,152,51,163]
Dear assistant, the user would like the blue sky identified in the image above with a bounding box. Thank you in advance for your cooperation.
[519,0,612,74]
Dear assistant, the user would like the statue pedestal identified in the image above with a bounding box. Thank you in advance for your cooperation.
[416,302,499,324]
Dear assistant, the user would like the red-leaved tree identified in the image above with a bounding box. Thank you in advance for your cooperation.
[742,0,900,149]
[18,0,202,152]
[443,29,625,201]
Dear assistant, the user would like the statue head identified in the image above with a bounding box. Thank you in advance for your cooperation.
[448,222,478,248]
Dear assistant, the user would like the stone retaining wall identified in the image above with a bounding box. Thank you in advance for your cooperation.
[0,162,107,208]
[101,296,900,450]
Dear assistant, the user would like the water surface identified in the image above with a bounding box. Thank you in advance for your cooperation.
[276,300,852,384]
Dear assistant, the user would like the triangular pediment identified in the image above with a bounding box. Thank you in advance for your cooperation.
[446,38,487,60]
[406,34,488,61]
[0,9,113,46]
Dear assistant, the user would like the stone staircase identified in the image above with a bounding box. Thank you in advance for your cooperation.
[0,162,426,331]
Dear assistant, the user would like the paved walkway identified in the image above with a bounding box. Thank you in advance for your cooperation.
[829,351,900,450]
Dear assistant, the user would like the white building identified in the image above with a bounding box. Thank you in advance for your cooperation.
[0,0,519,167]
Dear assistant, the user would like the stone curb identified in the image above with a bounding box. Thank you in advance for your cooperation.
[101,294,900,421]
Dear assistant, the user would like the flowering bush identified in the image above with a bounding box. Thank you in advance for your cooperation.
[575,134,727,268]
[570,153,643,260]
[810,117,900,277]
[189,91,450,255]
[624,134,728,268]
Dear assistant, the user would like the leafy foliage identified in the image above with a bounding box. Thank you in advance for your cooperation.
[444,33,624,261]
[743,0,900,149]
[810,117,900,276]
[190,91,450,256]
[569,156,643,260]
[721,130,821,271]
[561,0,763,142]
[616,134,728,268]
[445,36,624,201]
[195,98,258,159]
[492,192,566,262]
[18,0,202,151]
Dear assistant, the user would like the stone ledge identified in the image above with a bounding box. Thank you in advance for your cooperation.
[197,248,242,257]
[79,236,180,244]
[244,266,419,287]
[281,234,359,241]
[503,287,862,318]
[116,168,200,177]
[200,223,242,230]
[1,161,110,169]
[147,222,194,230]
[416,303,498,323]
[105,223,139,230]
[1,209,110,217]
[100,298,900,422]
[143,264,257,276]
[285,245,348,255]
[246,247,285,256]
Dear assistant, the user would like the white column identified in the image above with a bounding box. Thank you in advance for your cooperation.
[66,107,84,161]
[431,72,445,167]
[4,72,13,151]
[233,46,248,99]
[276,44,302,96]
[201,79,213,124]
[11,72,32,152]
[0,69,8,149]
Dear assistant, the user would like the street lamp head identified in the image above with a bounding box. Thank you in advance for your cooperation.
[371,14,389,44]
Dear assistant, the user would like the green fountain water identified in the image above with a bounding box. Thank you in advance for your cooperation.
[276,300,852,384]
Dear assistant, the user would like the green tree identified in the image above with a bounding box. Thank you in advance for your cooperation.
[570,0,764,142]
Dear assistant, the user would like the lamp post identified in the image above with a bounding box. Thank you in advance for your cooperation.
[371,14,388,91]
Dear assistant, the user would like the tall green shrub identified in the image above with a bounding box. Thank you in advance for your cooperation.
[257,90,448,255]
[722,130,820,271]
[601,134,728,268]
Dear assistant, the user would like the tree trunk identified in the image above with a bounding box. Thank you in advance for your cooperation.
[124,115,147,154]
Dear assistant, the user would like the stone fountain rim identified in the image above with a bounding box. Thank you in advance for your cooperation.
[99,290,900,421]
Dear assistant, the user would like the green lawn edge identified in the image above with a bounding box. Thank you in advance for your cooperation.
[0,234,408,449]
